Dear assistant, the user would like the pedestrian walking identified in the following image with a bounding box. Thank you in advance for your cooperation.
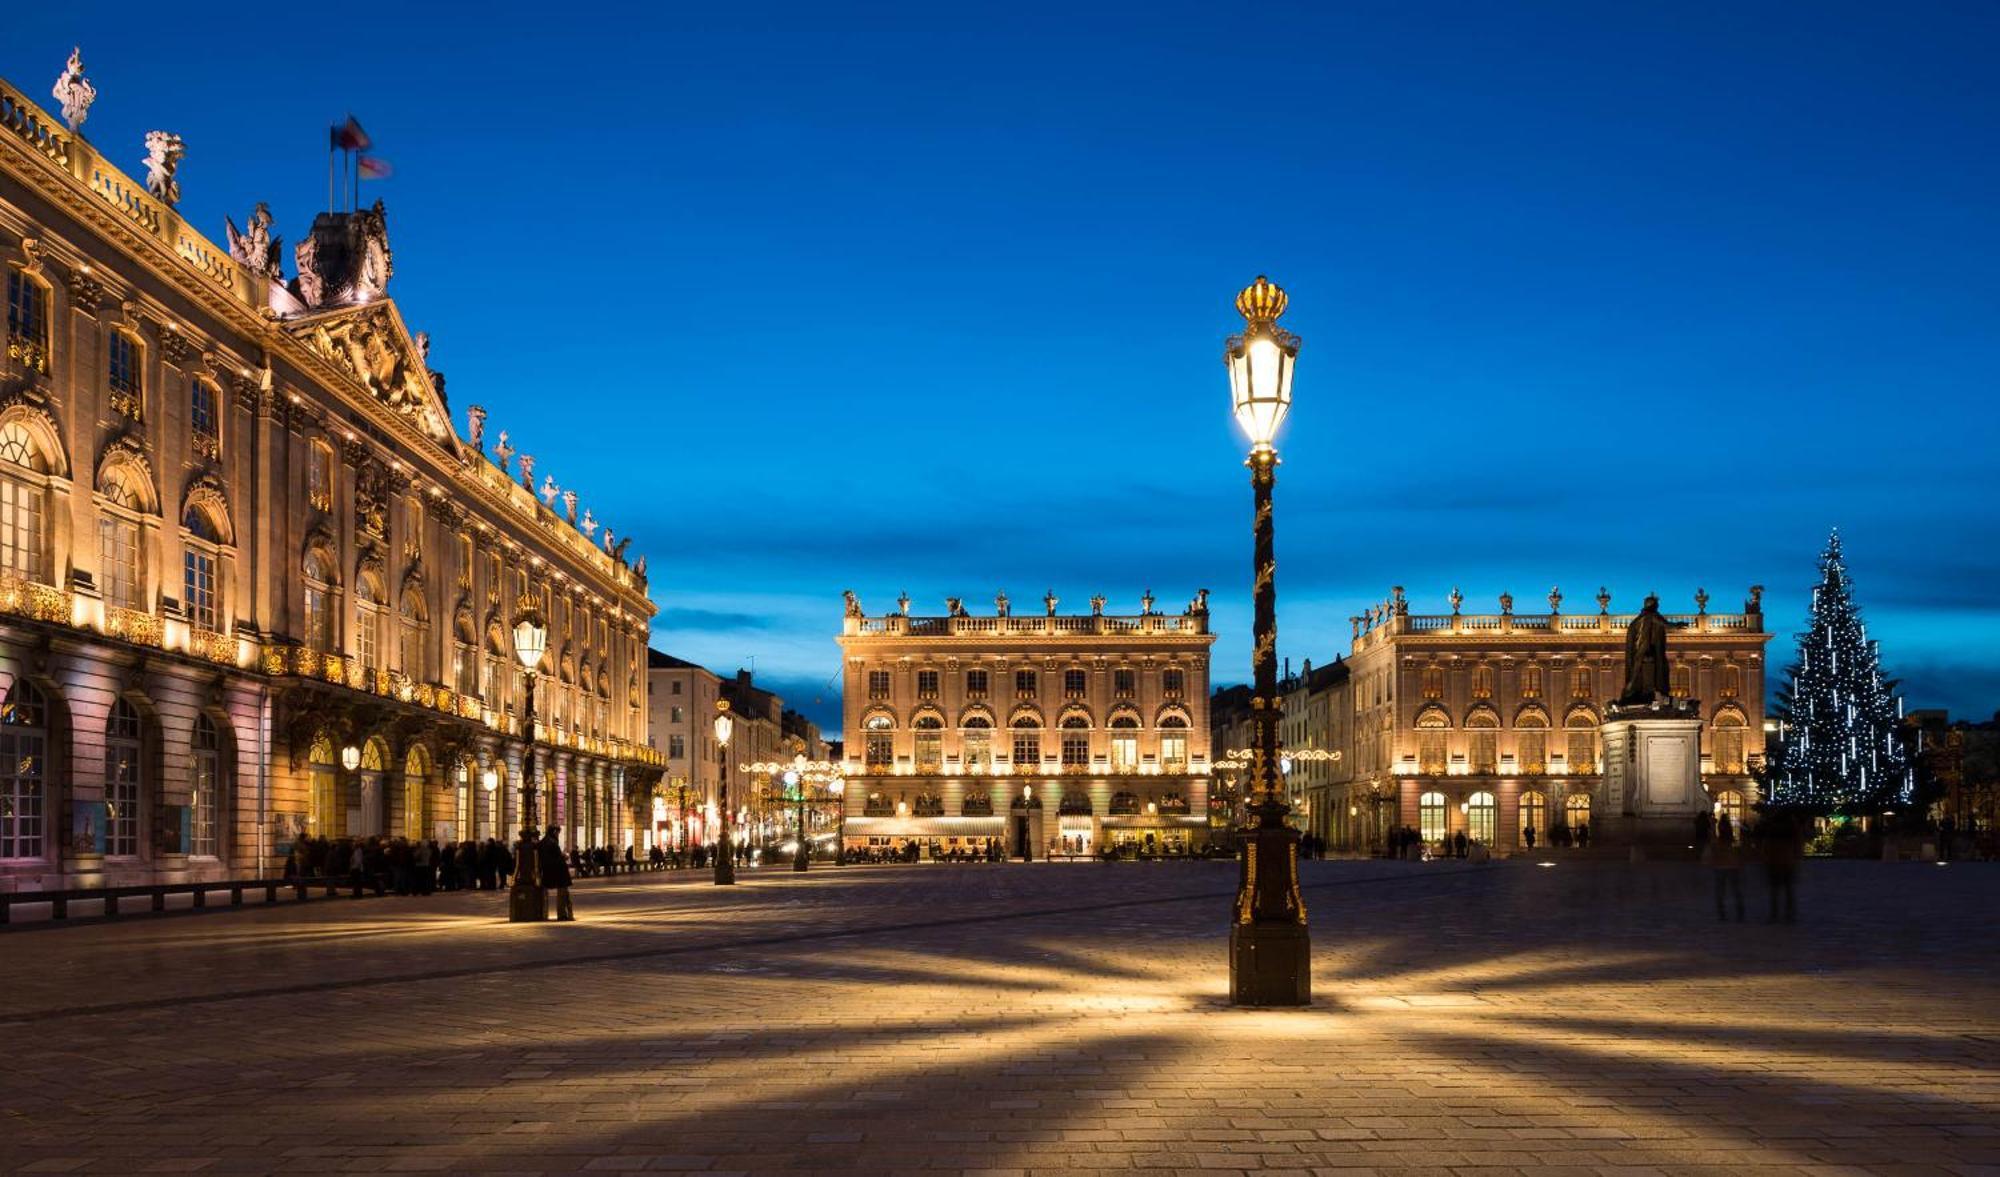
[1712,816,1745,921]
[1760,809,1802,923]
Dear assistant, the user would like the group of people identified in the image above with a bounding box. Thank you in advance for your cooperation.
[1697,807,1804,922]
[282,828,632,907]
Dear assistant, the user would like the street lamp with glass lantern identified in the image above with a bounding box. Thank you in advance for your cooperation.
[507,603,548,923]
[713,702,736,885]
[1225,274,1310,1006]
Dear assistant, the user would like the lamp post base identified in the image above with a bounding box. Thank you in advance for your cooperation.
[1230,921,1311,1005]
[793,850,809,872]
[507,880,547,922]
[713,854,735,886]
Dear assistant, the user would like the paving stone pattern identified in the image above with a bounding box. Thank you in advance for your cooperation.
[2,858,1996,1175]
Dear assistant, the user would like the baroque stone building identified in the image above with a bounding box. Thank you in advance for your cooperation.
[0,70,659,891]
[836,590,1214,858]
[1335,585,1769,853]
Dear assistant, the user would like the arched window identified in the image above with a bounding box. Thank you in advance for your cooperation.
[1010,716,1042,774]
[1670,662,1693,699]
[1565,710,1598,774]
[1467,790,1496,844]
[1109,714,1140,773]
[1059,714,1090,770]
[1712,789,1746,828]
[452,611,478,696]
[1417,709,1449,775]
[1713,711,1747,773]
[1518,790,1547,844]
[1515,709,1549,774]
[1419,790,1448,843]
[1466,710,1499,774]
[398,588,427,680]
[961,714,992,772]
[192,714,221,858]
[1565,792,1592,830]
[302,547,336,652]
[0,679,50,860]
[182,505,222,631]
[354,571,385,671]
[108,330,144,418]
[308,735,339,836]
[190,377,220,458]
[913,713,944,772]
[105,698,144,858]
[404,744,430,841]
[1160,715,1190,772]
[0,421,49,581]
[864,712,894,770]
[98,468,147,610]
[6,267,51,374]
[1720,663,1742,699]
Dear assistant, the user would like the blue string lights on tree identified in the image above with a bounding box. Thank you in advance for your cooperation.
[1768,531,1914,812]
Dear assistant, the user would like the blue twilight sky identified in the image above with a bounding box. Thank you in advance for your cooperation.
[13,2,2000,735]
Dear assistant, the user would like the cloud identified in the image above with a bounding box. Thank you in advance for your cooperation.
[655,607,774,631]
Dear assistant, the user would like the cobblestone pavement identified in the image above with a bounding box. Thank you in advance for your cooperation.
[2,858,1996,1175]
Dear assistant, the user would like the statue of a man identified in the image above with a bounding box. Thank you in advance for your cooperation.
[1617,594,1672,707]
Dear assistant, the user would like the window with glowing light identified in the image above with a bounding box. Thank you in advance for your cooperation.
[1417,710,1449,775]
[1059,715,1090,770]
[1419,790,1448,843]
[1515,709,1548,774]
[0,422,49,582]
[914,714,944,772]
[1466,710,1499,774]
[192,714,222,857]
[1565,792,1591,829]
[1010,716,1041,771]
[105,698,144,857]
[864,712,894,770]
[0,679,50,860]
[307,441,333,512]
[1109,714,1140,773]
[1467,790,1496,844]
[1713,711,1747,773]
[1160,716,1189,772]
[1518,790,1547,844]
[962,715,992,771]
[1565,710,1597,773]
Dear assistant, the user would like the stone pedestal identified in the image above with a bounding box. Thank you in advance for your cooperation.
[1600,710,1706,853]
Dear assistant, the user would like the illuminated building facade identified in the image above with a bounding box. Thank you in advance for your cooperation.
[836,590,1215,858]
[0,69,659,891]
[1335,586,1770,853]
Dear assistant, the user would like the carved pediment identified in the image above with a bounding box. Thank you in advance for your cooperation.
[281,300,453,448]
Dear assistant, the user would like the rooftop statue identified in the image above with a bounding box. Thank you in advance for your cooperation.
[52,47,96,134]
[225,202,285,280]
[142,131,185,206]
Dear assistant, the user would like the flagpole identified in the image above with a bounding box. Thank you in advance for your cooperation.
[327,126,336,216]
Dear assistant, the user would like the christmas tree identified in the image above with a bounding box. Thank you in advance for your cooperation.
[1768,531,1915,811]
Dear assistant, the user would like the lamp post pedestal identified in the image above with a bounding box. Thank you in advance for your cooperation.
[508,825,545,922]
[1230,794,1310,1004]
[714,747,736,886]
[793,785,810,872]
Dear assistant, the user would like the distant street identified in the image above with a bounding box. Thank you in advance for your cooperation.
[3,859,1997,1174]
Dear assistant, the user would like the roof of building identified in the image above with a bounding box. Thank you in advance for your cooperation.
[647,649,709,671]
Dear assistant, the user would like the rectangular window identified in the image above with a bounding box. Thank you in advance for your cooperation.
[0,476,45,582]
[670,705,684,724]
[916,669,939,699]
[865,732,893,769]
[355,605,380,670]
[914,731,942,772]
[1113,668,1136,698]
[1472,665,1494,699]
[1571,668,1593,699]
[1063,668,1087,698]
[6,271,49,372]
[1111,731,1138,772]
[191,379,219,455]
[0,721,46,859]
[1060,728,1089,768]
[98,515,141,609]
[1520,665,1543,700]
[963,728,990,770]
[307,443,333,511]
[1011,730,1040,769]
[965,669,988,698]
[867,669,891,700]
[1015,669,1037,698]
[1161,732,1188,772]
[671,679,682,695]
[1567,729,1596,773]
[668,734,686,758]
[1162,669,1185,698]
[1518,730,1546,774]
[192,726,219,858]
[183,547,218,630]
[109,333,142,416]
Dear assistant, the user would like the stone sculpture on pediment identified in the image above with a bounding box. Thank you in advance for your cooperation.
[293,307,449,443]
[53,47,97,134]
[225,203,285,280]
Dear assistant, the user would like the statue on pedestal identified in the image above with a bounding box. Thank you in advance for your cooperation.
[1616,594,1674,709]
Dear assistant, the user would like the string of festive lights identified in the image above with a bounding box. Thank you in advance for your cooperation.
[1768,531,1914,810]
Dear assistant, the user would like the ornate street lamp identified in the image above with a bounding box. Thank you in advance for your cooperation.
[1225,274,1309,1006]
[713,701,736,885]
[787,755,810,873]
[507,603,548,923]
